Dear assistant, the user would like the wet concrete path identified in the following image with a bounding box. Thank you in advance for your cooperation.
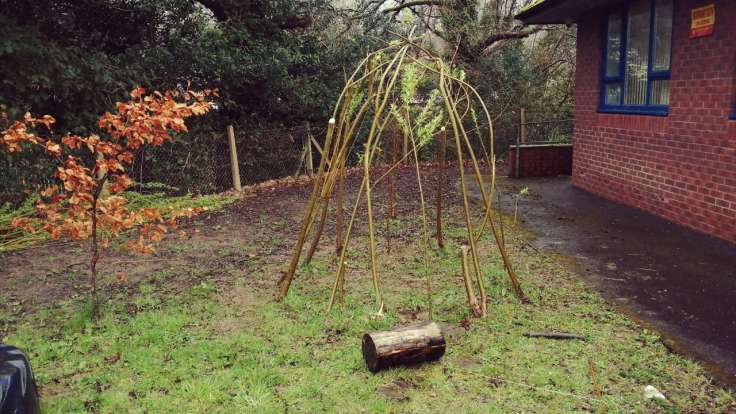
[488,176,736,385]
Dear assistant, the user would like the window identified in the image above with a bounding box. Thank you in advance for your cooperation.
[600,0,673,115]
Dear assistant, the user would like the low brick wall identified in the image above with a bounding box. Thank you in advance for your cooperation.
[507,144,573,177]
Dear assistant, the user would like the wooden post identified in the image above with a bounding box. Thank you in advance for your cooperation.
[227,125,242,191]
[362,321,446,373]
[435,126,446,249]
[305,122,314,177]
[520,107,527,144]
[294,141,307,177]
[515,109,523,178]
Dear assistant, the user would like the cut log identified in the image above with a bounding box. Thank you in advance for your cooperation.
[362,321,446,373]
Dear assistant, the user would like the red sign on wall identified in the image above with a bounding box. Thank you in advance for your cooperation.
[690,4,715,38]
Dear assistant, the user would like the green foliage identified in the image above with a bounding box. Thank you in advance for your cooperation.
[1,0,378,200]
[0,190,236,253]
[5,220,735,412]
[0,193,36,218]
[0,194,44,252]
[353,0,576,155]
[415,90,443,147]
[124,190,237,216]
[346,91,366,119]
[399,63,422,106]
[389,62,444,160]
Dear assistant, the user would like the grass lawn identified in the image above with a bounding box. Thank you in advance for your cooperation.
[3,172,735,413]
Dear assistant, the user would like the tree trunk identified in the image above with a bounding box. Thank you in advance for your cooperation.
[362,321,445,373]
[89,201,100,322]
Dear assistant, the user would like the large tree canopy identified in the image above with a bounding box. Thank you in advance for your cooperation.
[0,0,377,199]
[0,0,375,131]
[346,0,575,139]
[1,0,574,201]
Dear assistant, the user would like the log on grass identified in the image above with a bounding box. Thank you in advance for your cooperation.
[362,321,446,373]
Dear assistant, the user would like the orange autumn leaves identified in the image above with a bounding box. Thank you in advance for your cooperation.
[1,113,56,153]
[1,88,216,253]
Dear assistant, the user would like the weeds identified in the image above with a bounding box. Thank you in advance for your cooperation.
[7,220,735,412]
[0,190,236,254]
[3,166,734,413]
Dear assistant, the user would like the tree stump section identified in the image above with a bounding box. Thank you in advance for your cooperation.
[362,321,446,373]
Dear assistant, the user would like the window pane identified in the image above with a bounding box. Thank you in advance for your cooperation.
[606,12,623,77]
[652,0,673,72]
[605,83,622,105]
[624,0,651,105]
[650,79,670,105]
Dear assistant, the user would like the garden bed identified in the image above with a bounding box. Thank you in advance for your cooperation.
[0,166,733,412]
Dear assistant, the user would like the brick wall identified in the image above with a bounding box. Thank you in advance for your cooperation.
[572,0,736,243]
[508,145,573,177]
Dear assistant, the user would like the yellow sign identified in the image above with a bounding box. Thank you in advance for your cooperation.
[690,4,715,38]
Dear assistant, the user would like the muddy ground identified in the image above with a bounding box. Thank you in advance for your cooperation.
[0,165,462,336]
[469,175,736,387]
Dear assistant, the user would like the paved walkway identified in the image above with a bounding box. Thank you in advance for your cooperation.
[491,176,736,385]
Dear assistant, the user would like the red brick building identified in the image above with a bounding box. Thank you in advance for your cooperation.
[518,0,736,243]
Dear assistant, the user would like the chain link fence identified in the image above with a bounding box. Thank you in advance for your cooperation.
[130,111,573,194]
[1,109,573,205]
[127,124,326,196]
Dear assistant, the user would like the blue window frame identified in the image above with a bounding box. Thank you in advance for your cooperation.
[599,0,673,116]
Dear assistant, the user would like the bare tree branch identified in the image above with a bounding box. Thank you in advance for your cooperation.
[481,27,545,55]
[382,0,445,14]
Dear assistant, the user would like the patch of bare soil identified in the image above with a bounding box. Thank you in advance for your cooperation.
[0,179,312,334]
[378,377,420,402]
[0,164,473,337]
[455,356,483,370]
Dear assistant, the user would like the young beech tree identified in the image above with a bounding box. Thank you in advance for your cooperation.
[1,88,215,320]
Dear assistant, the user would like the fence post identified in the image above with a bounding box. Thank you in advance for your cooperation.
[294,135,307,178]
[227,125,242,191]
[520,107,527,144]
[515,109,524,178]
[305,122,314,177]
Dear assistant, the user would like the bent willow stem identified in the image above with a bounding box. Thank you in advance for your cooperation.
[278,33,527,313]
